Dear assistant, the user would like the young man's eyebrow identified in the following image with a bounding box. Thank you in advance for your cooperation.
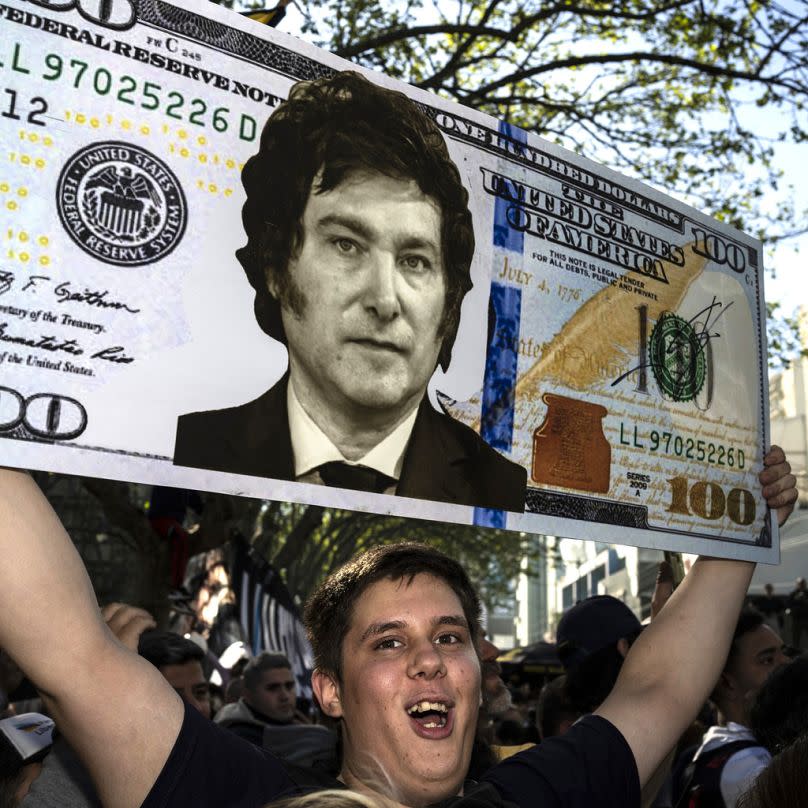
[359,615,468,643]
[756,645,782,659]
[434,615,469,630]
[360,620,407,642]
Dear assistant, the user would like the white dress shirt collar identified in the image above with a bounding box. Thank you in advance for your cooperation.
[287,380,419,481]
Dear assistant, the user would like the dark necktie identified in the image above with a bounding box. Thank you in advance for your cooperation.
[318,461,396,493]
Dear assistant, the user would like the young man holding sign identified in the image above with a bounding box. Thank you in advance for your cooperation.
[0,447,796,808]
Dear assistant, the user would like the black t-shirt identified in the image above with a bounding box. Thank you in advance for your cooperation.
[480,717,639,808]
[142,702,639,808]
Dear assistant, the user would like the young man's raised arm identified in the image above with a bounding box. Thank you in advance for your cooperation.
[0,469,183,808]
[597,445,797,787]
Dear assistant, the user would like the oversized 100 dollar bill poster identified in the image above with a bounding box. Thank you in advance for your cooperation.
[0,0,777,561]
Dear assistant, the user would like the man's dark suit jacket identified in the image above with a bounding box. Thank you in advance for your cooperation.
[173,376,526,512]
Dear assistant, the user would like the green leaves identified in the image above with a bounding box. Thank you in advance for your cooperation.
[250,0,806,253]
[250,502,537,610]
[767,300,808,370]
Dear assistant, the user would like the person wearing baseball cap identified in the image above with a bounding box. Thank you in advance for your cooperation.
[556,595,643,714]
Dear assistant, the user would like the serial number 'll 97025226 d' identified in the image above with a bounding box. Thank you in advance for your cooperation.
[619,421,746,470]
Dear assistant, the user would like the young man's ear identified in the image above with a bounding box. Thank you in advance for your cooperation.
[720,670,738,695]
[311,669,343,719]
[712,671,734,701]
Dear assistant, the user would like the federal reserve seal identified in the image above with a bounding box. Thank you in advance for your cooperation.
[57,141,187,267]
[649,312,706,402]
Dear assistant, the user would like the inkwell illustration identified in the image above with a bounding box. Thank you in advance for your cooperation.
[531,393,610,493]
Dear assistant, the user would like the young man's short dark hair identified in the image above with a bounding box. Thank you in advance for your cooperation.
[303,542,481,680]
[137,630,205,669]
[237,70,475,373]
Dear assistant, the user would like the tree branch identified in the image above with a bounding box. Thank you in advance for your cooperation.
[335,0,697,59]
[456,49,802,104]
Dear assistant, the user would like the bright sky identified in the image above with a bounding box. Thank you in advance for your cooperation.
[739,90,807,319]
[769,242,805,319]
[764,141,806,316]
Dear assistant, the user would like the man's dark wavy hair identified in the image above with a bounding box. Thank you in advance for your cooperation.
[236,70,475,372]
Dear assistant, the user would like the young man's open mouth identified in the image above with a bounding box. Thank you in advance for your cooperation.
[406,698,455,740]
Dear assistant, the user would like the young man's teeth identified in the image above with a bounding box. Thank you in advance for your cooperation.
[407,701,448,714]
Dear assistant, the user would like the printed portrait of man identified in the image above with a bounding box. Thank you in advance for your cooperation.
[173,71,526,512]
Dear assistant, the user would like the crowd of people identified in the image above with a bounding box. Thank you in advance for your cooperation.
[0,445,802,808]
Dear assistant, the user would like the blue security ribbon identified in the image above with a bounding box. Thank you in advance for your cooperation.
[475,121,527,529]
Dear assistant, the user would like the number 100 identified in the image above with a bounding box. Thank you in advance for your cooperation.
[668,477,755,525]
